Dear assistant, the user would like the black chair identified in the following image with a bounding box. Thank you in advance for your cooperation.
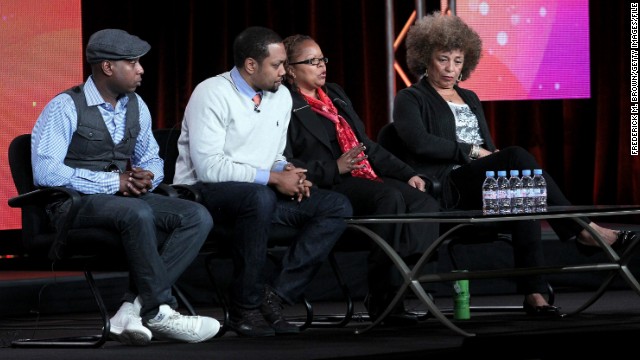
[7,134,125,348]
[153,128,366,334]
[376,122,554,311]
[7,134,193,348]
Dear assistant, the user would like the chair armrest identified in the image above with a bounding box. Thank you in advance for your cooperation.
[417,173,442,199]
[169,184,202,203]
[8,186,81,209]
[153,183,179,197]
[9,186,83,261]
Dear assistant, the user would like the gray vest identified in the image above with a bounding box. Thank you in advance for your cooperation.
[63,85,140,173]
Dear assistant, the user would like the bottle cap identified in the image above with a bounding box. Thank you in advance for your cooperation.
[486,170,495,177]
[498,170,507,176]
[534,169,543,175]
[510,170,519,176]
[522,169,531,176]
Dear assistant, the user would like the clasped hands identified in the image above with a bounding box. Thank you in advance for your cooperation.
[119,167,154,196]
[277,164,312,202]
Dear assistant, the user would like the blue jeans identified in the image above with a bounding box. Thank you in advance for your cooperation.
[194,182,352,308]
[57,192,213,321]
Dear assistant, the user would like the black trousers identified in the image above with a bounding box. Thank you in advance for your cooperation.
[331,176,440,293]
[449,146,586,240]
[447,146,587,295]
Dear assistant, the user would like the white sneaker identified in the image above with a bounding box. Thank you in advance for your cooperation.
[110,297,153,346]
[145,304,220,343]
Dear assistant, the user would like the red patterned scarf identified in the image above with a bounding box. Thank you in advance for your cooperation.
[300,88,380,181]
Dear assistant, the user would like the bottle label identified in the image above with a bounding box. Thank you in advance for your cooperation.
[483,190,497,200]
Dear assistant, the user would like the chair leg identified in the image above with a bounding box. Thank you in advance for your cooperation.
[203,249,355,331]
[204,253,231,337]
[547,282,555,305]
[303,251,356,328]
[12,270,108,348]
[297,298,314,331]
[265,250,315,330]
[173,284,197,316]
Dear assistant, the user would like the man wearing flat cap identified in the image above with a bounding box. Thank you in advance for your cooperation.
[31,29,219,346]
[85,29,151,63]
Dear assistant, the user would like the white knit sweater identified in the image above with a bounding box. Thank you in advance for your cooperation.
[174,71,292,184]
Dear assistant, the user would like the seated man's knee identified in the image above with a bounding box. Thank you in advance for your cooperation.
[244,184,278,213]
[189,202,214,232]
[322,190,353,218]
[336,193,353,218]
[117,200,155,226]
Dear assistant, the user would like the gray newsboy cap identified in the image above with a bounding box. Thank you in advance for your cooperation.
[86,29,151,64]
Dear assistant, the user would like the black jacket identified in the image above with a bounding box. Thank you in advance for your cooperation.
[392,76,496,186]
[284,82,418,188]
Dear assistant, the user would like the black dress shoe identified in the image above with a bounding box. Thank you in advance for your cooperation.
[575,230,638,257]
[364,292,419,326]
[229,307,275,337]
[522,301,564,318]
[260,287,300,335]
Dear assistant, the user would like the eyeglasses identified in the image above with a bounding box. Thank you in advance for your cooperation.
[288,57,329,66]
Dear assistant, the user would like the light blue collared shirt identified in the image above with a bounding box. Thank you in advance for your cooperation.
[229,67,287,184]
[31,76,164,194]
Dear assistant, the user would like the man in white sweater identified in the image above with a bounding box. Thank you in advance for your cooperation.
[175,26,352,337]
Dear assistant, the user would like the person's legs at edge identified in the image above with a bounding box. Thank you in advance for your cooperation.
[332,177,405,322]
[73,194,219,344]
[265,188,351,334]
[195,182,276,337]
[508,220,560,315]
[450,146,621,249]
[140,193,220,342]
[451,167,559,315]
[332,177,439,324]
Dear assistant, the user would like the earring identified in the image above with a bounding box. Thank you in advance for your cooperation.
[425,69,429,78]
[457,73,462,82]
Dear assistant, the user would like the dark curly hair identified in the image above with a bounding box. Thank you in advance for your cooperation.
[405,12,482,81]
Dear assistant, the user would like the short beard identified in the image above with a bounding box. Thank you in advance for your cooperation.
[265,83,280,93]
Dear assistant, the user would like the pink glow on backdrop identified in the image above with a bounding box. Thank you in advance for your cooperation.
[457,0,590,101]
[0,0,83,230]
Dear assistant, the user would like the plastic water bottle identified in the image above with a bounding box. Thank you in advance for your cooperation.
[533,169,547,212]
[481,171,498,215]
[521,169,535,213]
[496,170,511,214]
[508,170,524,214]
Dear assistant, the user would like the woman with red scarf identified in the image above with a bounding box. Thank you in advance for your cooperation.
[282,34,440,325]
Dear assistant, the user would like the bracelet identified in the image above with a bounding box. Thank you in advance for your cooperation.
[469,144,480,159]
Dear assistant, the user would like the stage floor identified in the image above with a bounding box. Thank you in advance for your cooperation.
[1,289,639,360]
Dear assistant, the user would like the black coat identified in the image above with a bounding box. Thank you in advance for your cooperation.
[284,82,418,188]
[392,77,496,186]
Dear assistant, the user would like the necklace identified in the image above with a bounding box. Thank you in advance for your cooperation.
[437,89,456,102]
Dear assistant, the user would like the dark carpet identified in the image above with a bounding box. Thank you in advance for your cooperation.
[1,289,639,360]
